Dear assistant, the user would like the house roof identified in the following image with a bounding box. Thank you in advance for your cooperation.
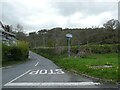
[3,30,16,37]
[0,22,16,37]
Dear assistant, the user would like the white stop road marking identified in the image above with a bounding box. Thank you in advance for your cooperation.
[4,69,100,87]
[29,69,65,75]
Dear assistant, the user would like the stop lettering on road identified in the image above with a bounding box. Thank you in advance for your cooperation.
[29,69,65,75]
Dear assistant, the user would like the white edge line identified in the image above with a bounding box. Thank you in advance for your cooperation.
[5,70,31,84]
[4,82,100,86]
[35,62,39,66]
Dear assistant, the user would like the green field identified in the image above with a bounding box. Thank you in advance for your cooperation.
[37,52,119,83]
[55,53,118,82]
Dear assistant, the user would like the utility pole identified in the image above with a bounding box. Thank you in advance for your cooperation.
[118,1,120,22]
[118,1,120,82]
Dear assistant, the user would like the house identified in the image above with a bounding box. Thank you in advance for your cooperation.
[0,21,17,45]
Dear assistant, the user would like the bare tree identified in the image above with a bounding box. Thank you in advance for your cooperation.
[103,19,119,31]
[16,24,23,32]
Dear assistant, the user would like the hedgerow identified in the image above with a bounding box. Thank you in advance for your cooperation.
[33,44,119,58]
[2,41,29,61]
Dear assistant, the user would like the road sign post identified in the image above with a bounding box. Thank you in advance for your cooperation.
[66,34,72,57]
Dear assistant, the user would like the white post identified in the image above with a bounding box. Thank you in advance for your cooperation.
[66,34,72,57]
[68,38,71,57]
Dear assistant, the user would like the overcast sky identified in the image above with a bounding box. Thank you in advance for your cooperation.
[0,0,119,33]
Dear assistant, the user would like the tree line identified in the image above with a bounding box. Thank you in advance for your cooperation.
[15,19,120,48]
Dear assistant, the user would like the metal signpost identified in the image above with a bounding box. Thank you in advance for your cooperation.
[66,34,72,57]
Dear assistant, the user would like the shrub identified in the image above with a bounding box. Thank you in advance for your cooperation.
[2,41,29,61]
[10,46,23,60]
[75,44,119,54]
[2,43,11,61]
[16,41,29,59]
[87,44,118,54]
[33,44,119,58]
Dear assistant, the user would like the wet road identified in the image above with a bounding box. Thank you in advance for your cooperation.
[2,51,119,89]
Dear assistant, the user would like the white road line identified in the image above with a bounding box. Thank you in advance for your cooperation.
[5,70,31,85]
[35,62,39,66]
[4,82,100,87]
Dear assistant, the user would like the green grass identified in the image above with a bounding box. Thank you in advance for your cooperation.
[37,52,119,83]
[56,53,118,82]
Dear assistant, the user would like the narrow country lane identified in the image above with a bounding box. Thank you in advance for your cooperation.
[2,51,119,89]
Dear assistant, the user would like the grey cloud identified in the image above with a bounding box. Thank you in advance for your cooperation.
[1,0,118,33]
[2,2,22,25]
[2,2,36,25]
[24,21,58,31]
[37,22,60,30]
[51,2,117,17]
[1,2,41,32]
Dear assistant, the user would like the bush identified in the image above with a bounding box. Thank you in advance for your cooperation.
[2,43,11,61]
[10,46,22,60]
[84,44,118,54]
[71,44,118,54]
[2,41,29,61]
[16,41,29,59]
[33,44,119,58]
[33,47,57,59]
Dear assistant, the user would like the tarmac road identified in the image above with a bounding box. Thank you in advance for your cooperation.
[2,51,119,90]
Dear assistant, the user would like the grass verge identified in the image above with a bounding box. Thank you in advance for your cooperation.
[36,52,119,83]
[58,53,118,83]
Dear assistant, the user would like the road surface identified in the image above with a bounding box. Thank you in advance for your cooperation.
[2,51,119,89]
